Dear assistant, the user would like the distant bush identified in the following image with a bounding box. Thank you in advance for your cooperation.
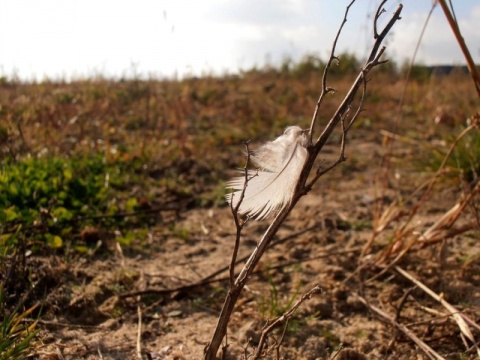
[280,53,361,78]
[243,52,432,80]
[289,55,325,77]
[400,62,431,82]
[328,53,361,76]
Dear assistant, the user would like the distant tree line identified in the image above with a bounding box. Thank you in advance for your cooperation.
[246,53,476,82]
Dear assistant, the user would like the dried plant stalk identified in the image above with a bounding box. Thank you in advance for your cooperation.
[437,0,480,98]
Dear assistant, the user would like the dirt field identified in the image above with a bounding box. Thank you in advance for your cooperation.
[27,135,480,359]
[1,66,479,359]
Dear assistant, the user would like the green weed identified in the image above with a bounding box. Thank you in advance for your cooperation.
[0,286,38,360]
[417,124,480,184]
[0,154,144,251]
[257,271,302,319]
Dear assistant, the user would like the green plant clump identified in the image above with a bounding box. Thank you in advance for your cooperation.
[0,155,132,250]
[420,125,480,184]
[0,286,38,360]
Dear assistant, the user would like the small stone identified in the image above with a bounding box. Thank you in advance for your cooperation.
[166,310,183,318]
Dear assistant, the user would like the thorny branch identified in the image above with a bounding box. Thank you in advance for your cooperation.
[204,2,403,359]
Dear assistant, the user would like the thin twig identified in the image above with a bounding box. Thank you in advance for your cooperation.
[395,266,479,355]
[310,108,349,185]
[355,294,446,360]
[252,285,323,359]
[136,305,142,360]
[374,1,387,39]
[274,319,289,359]
[309,0,357,144]
[305,46,389,192]
[22,318,106,330]
[229,141,252,288]
[395,287,415,322]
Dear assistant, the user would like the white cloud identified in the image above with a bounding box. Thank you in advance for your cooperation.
[0,0,478,80]
[389,4,480,65]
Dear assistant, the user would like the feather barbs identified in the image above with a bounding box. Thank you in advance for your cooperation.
[225,126,308,220]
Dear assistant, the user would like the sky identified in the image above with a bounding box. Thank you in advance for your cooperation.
[0,0,479,81]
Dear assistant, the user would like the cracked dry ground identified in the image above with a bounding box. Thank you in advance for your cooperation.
[31,133,480,359]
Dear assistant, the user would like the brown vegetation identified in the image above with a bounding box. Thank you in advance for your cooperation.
[1,53,479,359]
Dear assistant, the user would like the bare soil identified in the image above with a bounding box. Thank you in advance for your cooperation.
[29,132,480,359]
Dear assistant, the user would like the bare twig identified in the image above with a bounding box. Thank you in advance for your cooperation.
[373,1,387,39]
[274,319,289,360]
[252,285,323,359]
[395,266,480,356]
[308,0,355,144]
[395,286,415,322]
[355,294,446,360]
[229,141,252,288]
[330,346,345,360]
[205,203,294,359]
[22,317,105,330]
[312,112,348,182]
[302,10,396,195]
[16,118,30,154]
[310,70,367,186]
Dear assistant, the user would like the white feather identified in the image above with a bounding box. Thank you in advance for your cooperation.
[226,126,308,220]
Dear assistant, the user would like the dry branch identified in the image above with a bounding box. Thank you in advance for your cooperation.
[355,293,447,360]
[229,141,252,288]
[204,2,403,359]
[395,266,480,356]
